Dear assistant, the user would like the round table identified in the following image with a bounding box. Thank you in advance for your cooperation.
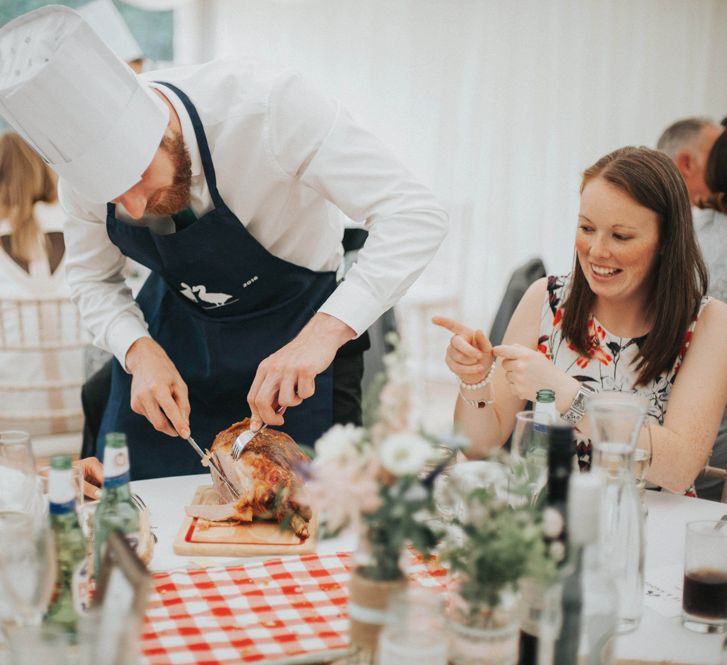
[131,475,727,665]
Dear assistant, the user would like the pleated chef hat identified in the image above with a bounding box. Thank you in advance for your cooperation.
[0,4,168,203]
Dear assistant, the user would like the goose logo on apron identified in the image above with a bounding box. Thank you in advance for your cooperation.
[178,282,238,309]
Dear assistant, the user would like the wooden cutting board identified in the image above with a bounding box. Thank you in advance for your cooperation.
[173,484,317,557]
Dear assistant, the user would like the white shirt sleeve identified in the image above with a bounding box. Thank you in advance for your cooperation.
[60,181,150,368]
[268,74,448,335]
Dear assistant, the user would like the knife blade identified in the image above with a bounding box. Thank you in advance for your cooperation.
[185,436,240,499]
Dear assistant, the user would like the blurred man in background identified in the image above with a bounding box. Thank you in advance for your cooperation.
[657,117,723,207]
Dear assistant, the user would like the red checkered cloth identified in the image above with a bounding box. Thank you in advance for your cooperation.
[141,552,446,665]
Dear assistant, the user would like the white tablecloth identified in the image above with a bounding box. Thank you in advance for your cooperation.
[131,475,727,665]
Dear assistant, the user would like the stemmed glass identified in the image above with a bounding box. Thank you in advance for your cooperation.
[511,411,549,504]
[633,417,654,497]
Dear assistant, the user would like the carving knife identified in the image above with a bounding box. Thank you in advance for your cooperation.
[185,436,240,499]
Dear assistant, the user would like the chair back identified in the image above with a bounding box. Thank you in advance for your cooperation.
[700,466,727,503]
[0,297,88,436]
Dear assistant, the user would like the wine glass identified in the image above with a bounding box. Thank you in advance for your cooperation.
[0,512,56,627]
[511,411,549,504]
[633,417,654,500]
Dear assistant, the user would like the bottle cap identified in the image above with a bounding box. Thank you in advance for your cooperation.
[536,388,556,403]
[105,432,127,449]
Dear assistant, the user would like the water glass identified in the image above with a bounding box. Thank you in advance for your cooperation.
[682,520,727,633]
[6,624,69,665]
[511,411,549,502]
[0,431,40,513]
[377,587,448,665]
[0,512,56,627]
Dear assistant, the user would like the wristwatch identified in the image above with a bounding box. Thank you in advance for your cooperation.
[561,384,595,426]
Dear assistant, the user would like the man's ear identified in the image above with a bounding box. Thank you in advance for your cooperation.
[674,150,693,177]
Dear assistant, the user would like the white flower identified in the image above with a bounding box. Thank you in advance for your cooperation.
[549,540,566,563]
[402,483,427,503]
[379,432,432,476]
[542,507,564,539]
[314,424,365,464]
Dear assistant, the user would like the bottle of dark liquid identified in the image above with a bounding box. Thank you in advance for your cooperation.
[518,423,573,665]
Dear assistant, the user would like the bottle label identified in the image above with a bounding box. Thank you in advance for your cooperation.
[48,468,75,506]
[104,447,131,488]
[49,498,76,515]
[72,557,91,615]
[104,471,131,489]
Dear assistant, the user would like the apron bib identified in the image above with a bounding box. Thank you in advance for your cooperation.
[99,81,336,480]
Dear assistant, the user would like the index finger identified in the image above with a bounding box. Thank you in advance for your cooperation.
[432,316,474,339]
[157,389,190,439]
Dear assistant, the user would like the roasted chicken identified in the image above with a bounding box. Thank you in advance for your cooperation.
[184,419,312,539]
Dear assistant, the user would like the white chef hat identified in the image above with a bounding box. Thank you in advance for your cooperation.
[0,4,168,203]
[78,0,144,63]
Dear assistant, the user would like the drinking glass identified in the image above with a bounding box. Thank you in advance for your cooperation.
[511,411,549,503]
[682,520,727,633]
[0,512,56,627]
[0,431,40,513]
[6,624,69,665]
[377,587,448,665]
[632,418,654,498]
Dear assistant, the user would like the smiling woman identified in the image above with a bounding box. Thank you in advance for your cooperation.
[434,146,727,496]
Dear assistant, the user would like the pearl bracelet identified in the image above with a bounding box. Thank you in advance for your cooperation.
[459,358,496,391]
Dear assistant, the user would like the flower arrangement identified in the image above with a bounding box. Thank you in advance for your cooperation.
[305,335,453,582]
[438,456,557,619]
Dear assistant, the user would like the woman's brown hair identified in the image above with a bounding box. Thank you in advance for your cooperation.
[0,132,58,265]
[701,128,727,213]
[561,146,708,386]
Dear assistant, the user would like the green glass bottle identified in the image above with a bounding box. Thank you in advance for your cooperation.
[93,432,140,578]
[45,455,89,640]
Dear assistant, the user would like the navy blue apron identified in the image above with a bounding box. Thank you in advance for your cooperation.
[98,81,337,480]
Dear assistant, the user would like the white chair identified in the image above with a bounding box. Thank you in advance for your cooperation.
[0,297,88,460]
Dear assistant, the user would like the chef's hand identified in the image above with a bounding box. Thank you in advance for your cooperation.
[125,337,191,439]
[72,457,103,500]
[247,313,356,430]
[432,316,493,384]
[493,343,578,403]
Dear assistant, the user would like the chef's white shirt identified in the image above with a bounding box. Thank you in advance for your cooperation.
[61,58,448,366]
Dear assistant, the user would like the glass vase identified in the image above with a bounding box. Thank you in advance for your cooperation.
[446,579,520,665]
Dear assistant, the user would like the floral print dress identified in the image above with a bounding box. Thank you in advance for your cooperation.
[538,274,710,471]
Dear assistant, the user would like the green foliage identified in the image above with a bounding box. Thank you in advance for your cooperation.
[439,457,556,608]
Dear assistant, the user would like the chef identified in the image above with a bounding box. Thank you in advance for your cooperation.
[0,6,447,480]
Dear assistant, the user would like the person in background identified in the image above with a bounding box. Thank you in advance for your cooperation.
[656,117,723,207]
[0,132,86,437]
[660,116,727,500]
[434,146,727,495]
[0,7,447,480]
[689,127,727,500]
